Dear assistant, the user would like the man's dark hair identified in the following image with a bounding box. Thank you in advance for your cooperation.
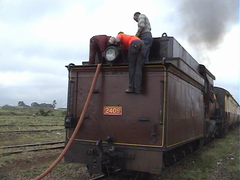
[134,12,141,16]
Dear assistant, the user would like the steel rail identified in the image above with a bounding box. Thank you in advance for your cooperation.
[1,141,65,149]
[2,146,65,156]
[0,124,63,127]
[0,129,65,134]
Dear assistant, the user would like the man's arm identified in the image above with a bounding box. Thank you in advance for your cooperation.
[135,15,145,37]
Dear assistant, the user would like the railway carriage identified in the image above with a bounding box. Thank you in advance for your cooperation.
[213,87,239,135]
[64,33,239,175]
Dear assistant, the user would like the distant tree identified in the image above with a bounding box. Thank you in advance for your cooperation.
[18,101,26,106]
[40,103,53,109]
[53,100,57,109]
[31,102,40,107]
[31,101,55,109]
[2,105,15,109]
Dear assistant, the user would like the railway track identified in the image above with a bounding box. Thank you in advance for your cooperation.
[0,124,63,127]
[1,141,65,156]
[0,128,65,134]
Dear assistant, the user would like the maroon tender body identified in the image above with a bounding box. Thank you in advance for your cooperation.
[64,34,239,175]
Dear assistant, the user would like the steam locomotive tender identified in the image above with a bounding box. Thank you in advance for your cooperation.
[64,33,239,175]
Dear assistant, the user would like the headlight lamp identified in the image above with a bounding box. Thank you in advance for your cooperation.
[103,45,121,62]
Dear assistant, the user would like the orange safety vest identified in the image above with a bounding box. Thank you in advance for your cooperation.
[116,34,140,50]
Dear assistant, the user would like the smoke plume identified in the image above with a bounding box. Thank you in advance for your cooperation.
[175,0,238,51]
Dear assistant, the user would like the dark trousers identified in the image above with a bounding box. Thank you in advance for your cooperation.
[128,40,145,92]
[140,33,153,62]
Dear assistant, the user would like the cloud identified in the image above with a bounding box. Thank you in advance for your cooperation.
[0,71,68,107]
[208,25,239,101]
[0,0,239,107]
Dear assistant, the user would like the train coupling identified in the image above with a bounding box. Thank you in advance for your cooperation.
[86,137,124,176]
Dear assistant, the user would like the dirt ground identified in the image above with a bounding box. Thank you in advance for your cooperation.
[0,148,237,180]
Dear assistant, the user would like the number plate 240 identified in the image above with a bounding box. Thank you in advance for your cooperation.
[103,106,122,116]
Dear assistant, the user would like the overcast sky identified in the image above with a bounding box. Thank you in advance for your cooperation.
[0,0,239,108]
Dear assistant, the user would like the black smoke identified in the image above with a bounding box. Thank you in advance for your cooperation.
[175,0,238,51]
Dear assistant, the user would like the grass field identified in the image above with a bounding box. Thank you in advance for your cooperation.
[0,108,239,180]
[159,126,239,180]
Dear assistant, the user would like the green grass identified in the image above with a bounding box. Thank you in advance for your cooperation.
[0,109,65,146]
[160,127,239,180]
[0,108,67,177]
[0,108,239,180]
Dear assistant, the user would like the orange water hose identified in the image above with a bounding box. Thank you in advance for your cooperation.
[34,63,102,180]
